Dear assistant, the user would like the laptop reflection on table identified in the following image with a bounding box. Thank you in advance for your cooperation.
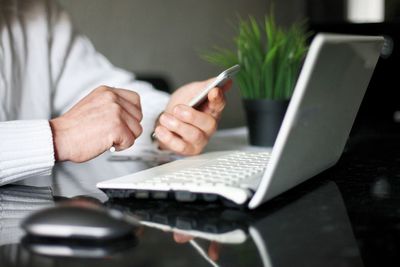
[110,181,364,267]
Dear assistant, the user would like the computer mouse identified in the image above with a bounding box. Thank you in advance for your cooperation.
[21,205,137,241]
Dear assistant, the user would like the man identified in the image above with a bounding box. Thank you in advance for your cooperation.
[0,0,230,196]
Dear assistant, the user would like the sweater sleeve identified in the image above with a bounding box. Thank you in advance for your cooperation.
[0,120,55,186]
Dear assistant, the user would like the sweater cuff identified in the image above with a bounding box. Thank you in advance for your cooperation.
[0,120,55,185]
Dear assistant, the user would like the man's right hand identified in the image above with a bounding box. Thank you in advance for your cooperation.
[50,86,143,163]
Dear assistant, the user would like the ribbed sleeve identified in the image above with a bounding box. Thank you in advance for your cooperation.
[0,120,55,186]
[0,185,54,246]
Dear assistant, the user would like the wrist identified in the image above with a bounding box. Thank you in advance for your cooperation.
[49,118,70,162]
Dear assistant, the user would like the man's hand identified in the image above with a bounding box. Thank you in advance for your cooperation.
[50,86,143,163]
[154,78,232,156]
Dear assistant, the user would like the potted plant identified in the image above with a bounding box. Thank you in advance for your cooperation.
[203,14,310,146]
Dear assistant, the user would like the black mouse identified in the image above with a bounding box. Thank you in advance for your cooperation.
[21,205,137,241]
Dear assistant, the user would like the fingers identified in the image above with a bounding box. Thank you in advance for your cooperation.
[153,78,231,156]
[197,80,230,119]
[113,88,142,122]
[111,109,143,151]
[202,87,226,119]
[120,109,143,139]
[155,125,193,155]
[173,233,194,243]
[208,242,220,261]
[155,105,219,155]
[113,88,141,110]
[173,232,219,262]
[206,79,231,114]
[112,128,135,152]
[95,86,142,121]
[159,113,207,146]
[173,105,217,136]
[95,86,143,152]
[116,95,143,122]
[220,78,233,92]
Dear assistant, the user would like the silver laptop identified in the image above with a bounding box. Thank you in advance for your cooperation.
[97,34,384,209]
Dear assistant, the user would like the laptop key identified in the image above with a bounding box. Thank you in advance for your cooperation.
[202,194,218,202]
[175,191,197,202]
[135,191,150,199]
[151,191,168,199]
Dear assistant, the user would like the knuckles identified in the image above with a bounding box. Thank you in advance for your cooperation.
[136,109,144,122]
[96,85,109,92]
[179,107,194,122]
[102,90,118,102]
[124,134,136,148]
[189,129,205,143]
[192,146,202,155]
[130,91,140,102]
[135,123,144,138]
[109,102,123,115]
[174,142,187,155]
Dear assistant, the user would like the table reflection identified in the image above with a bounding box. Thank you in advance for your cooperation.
[0,185,54,267]
[0,180,363,267]
[0,186,54,246]
[107,180,363,267]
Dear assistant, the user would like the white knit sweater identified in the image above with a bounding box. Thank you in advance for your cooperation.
[0,0,169,187]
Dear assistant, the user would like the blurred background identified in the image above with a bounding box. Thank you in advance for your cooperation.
[58,0,304,129]
[58,0,400,131]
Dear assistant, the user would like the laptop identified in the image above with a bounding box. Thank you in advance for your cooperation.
[97,33,384,209]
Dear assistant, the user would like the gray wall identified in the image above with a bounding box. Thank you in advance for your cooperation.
[58,0,305,128]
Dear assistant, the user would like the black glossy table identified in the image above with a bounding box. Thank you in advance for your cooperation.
[2,134,400,267]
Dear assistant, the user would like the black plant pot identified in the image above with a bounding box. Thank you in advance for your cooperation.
[243,99,289,147]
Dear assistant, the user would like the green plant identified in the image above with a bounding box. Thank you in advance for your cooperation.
[203,14,310,100]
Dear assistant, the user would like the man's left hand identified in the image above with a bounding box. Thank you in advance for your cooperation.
[154,78,232,156]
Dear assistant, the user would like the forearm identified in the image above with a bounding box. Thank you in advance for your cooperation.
[0,120,55,186]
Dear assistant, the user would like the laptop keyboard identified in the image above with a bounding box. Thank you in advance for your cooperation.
[105,151,271,205]
[143,151,270,188]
